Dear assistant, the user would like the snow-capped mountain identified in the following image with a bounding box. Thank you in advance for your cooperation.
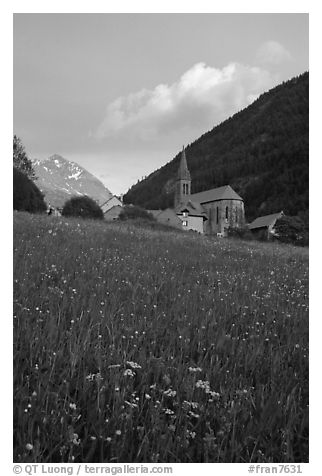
[32,154,113,208]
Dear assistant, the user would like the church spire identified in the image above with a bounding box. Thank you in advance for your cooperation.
[177,146,191,181]
[174,146,191,208]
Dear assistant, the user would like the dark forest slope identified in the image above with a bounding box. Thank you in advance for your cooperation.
[124,72,308,224]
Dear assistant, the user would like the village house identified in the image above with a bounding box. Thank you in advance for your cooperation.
[174,147,245,235]
[248,211,284,240]
[101,195,123,221]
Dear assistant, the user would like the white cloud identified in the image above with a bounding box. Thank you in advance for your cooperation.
[256,41,292,65]
[94,62,278,141]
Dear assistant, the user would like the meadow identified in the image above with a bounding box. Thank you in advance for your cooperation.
[13,211,309,463]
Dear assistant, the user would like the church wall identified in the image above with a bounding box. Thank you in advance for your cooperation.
[202,199,245,235]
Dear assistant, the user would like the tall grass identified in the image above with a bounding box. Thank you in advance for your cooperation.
[13,212,309,463]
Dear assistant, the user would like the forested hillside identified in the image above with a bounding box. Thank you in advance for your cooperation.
[124,72,308,225]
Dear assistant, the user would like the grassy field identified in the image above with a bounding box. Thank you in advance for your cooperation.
[13,212,309,463]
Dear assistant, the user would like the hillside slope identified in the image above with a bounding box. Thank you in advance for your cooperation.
[124,72,309,224]
[33,155,113,208]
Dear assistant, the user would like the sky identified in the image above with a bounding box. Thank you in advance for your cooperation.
[13,13,309,195]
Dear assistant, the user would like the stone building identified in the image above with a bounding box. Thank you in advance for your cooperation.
[174,147,245,235]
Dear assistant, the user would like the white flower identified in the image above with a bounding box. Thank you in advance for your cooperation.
[188,366,202,373]
[26,443,33,451]
[71,433,80,445]
[163,389,177,397]
[123,369,135,377]
[126,361,142,369]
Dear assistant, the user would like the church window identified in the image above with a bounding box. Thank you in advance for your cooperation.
[226,206,229,220]
[183,211,188,217]
[182,220,188,226]
[216,207,219,224]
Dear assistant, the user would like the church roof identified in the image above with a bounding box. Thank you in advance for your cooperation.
[177,147,191,181]
[190,185,243,204]
[248,212,283,230]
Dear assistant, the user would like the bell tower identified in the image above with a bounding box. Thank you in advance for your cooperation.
[174,146,191,208]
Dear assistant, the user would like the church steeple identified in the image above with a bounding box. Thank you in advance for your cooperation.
[174,146,191,208]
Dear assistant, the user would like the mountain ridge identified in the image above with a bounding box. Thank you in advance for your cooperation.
[123,72,309,225]
[32,155,113,208]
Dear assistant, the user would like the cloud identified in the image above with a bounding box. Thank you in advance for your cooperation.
[94,62,278,141]
[256,41,292,65]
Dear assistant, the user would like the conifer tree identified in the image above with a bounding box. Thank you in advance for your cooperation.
[13,135,36,180]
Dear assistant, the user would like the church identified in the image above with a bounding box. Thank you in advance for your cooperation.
[174,147,245,235]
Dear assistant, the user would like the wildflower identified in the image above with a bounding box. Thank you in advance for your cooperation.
[115,430,122,436]
[106,437,112,442]
[71,433,80,445]
[69,403,77,411]
[188,366,202,373]
[126,361,142,369]
[145,393,151,399]
[182,400,199,410]
[163,389,176,398]
[125,400,138,408]
[164,409,175,415]
[123,369,135,378]
[26,443,33,451]
[208,390,220,398]
[196,380,211,391]
[168,424,176,432]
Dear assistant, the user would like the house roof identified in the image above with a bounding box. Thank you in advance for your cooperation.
[248,212,283,230]
[190,185,243,204]
[177,147,191,181]
[175,200,208,220]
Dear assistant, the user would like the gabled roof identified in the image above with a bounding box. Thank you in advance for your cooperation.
[175,200,208,220]
[177,147,191,181]
[248,211,283,230]
[191,185,243,204]
[101,195,123,212]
